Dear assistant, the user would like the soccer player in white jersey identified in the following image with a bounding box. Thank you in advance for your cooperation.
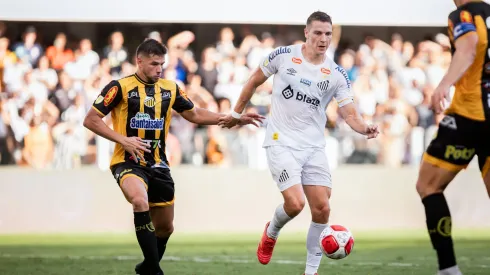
[219,11,379,275]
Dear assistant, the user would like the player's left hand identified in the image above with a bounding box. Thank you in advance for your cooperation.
[218,113,265,128]
[431,85,451,114]
[218,114,240,129]
[237,113,266,127]
[365,124,379,139]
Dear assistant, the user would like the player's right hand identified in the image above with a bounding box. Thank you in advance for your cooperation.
[121,136,151,163]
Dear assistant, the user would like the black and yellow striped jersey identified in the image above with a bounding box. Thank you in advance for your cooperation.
[446,0,490,121]
[92,73,194,169]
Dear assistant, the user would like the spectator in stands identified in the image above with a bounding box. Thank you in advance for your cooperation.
[13,26,43,68]
[46,33,74,71]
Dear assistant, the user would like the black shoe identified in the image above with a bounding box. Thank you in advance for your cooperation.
[135,261,149,275]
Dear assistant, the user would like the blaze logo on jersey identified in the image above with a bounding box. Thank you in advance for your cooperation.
[281,85,320,109]
[335,66,351,89]
[460,10,472,23]
[282,85,294,99]
[268,47,291,62]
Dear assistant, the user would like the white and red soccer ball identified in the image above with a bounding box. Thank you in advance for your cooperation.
[319,224,354,260]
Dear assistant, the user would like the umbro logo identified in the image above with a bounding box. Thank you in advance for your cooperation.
[278,169,289,183]
[286,68,297,76]
[317,80,330,93]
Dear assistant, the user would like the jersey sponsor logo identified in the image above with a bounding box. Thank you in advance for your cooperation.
[444,145,475,161]
[321,68,331,75]
[128,91,139,98]
[286,68,297,76]
[95,95,104,104]
[460,10,472,23]
[144,97,156,108]
[335,66,351,89]
[104,86,118,106]
[268,47,291,62]
[300,78,312,86]
[130,112,164,130]
[282,85,294,99]
[281,85,320,109]
[292,57,302,64]
[317,80,330,93]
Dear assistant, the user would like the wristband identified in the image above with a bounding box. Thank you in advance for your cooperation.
[231,110,242,119]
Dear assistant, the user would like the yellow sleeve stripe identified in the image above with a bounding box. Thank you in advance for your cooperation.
[92,106,106,117]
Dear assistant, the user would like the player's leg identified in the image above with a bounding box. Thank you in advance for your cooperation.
[149,168,176,261]
[302,149,332,275]
[114,166,162,275]
[482,158,490,198]
[416,115,474,275]
[135,168,176,275]
[258,146,304,265]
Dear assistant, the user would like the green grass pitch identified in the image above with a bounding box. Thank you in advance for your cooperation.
[1,230,489,275]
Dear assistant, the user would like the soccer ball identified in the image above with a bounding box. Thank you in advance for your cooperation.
[319,224,354,260]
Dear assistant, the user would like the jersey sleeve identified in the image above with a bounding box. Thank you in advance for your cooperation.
[259,46,291,78]
[333,66,354,108]
[172,84,195,113]
[92,80,123,116]
[448,9,476,42]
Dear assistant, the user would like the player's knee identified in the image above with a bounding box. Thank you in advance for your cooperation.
[131,196,149,212]
[416,163,446,198]
[284,198,305,217]
[311,202,330,222]
[155,223,174,238]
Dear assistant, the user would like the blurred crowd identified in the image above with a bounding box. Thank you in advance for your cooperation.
[0,23,452,170]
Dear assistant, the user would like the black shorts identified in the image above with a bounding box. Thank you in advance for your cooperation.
[424,114,490,177]
[111,162,175,207]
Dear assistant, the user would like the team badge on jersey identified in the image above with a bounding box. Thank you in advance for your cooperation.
[292,57,302,64]
[144,97,156,108]
[317,80,330,94]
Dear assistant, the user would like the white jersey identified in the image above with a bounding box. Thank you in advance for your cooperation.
[260,44,353,149]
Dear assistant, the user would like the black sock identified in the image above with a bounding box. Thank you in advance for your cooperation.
[134,211,162,273]
[422,193,456,270]
[157,236,170,260]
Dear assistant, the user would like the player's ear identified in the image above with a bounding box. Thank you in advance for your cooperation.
[304,27,308,39]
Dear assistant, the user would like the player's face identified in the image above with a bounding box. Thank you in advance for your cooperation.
[305,21,333,55]
[137,54,164,83]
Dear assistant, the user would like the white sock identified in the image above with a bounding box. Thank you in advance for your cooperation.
[266,204,292,239]
[305,222,328,275]
[438,265,462,275]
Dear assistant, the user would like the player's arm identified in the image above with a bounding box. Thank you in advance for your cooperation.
[83,81,150,161]
[219,47,284,128]
[232,68,269,115]
[334,66,379,139]
[439,12,478,88]
[175,84,264,126]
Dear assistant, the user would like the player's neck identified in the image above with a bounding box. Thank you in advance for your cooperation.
[301,44,325,65]
[135,71,153,84]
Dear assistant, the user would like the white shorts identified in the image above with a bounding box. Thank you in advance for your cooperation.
[265,146,332,192]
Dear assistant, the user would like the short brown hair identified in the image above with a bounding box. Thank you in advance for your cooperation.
[306,11,332,26]
[136,38,168,57]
